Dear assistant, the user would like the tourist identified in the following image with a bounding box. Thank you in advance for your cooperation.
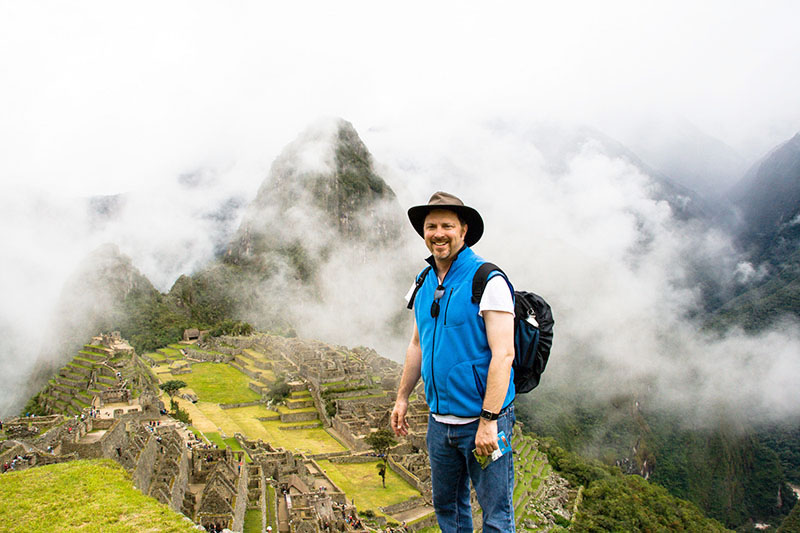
[391,192,517,532]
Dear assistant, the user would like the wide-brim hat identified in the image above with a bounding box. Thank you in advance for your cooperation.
[408,191,484,247]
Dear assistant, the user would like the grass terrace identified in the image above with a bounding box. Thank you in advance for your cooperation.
[0,459,197,532]
[177,363,260,404]
[203,431,248,460]
[178,401,344,455]
[266,484,277,529]
[260,422,343,454]
[317,459,420,517]
[243,509,261,533]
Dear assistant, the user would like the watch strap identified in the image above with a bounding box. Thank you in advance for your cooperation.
[480,409,499,421]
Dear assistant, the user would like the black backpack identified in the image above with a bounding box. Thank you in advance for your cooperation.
[472,263,554,394]
[407,263,554,394]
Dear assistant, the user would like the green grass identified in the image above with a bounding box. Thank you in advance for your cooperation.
[144,352,166,361]
[266,484,277,529]
[260,423,345,454]
[317,459,420,515]
[174,363,260,404]
[204,432,245,455]
[243,509,261,533]
[338,393,385,401]
[0,459,197,532]
[204,431,227,449]
[187,426,205,440]
[275,405,317,414]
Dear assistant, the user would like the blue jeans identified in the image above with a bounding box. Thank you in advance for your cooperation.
[426,406,516,533]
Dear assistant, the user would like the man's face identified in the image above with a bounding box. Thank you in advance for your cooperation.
[424,209,467,263]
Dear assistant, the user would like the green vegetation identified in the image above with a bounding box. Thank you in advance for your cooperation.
[178,363,260,404]
[208,319,253,337]
[758,421,800,485]
[243,509,261,533]
[266,484,277,530]
[364,429,397,488]
[517,389,796,528]
[317,459,419,514]
[118,288,193,355]
[159,380,187,411]
[0,459,196,532]
[537,437,731,532]
[778,500,800,532]
[22,393,49,416]
[204,432,244,453]
[266,376,290,404]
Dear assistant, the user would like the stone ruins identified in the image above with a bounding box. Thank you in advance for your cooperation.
[1,332,574,532]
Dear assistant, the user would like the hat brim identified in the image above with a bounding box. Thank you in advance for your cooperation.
[408,204,484,247]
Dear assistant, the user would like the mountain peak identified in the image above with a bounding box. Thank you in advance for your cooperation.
[227,118,401,270]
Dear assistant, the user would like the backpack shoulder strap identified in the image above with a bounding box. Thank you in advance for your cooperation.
[406,266,433,310]
[471,262,506,304]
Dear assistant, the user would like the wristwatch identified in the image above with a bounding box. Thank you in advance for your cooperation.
[479,408,499,421]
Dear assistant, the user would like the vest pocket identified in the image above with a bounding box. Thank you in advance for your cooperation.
[472,365,486,397]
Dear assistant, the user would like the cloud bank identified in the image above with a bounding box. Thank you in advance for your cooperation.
[2,2,800,420]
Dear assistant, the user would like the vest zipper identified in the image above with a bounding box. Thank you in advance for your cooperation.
[428,261,458,414]
[443,288,454,326]
[430,314,439,410]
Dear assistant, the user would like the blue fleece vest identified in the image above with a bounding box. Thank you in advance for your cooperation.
[413,246,516,417]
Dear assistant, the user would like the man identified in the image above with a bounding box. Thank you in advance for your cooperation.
[391,191,517,532]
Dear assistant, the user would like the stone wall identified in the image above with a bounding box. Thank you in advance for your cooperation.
[326,388,382,399]
[132,430,158,492]
[328,455,377,464]
[278,424,322,431]
[309,383,331,428]
[169,444,191,512]
[308,451,350,461]
[231,462,250,532]
[408,512,439,532]
[331,418,365,451]
[59,417,128,459]
[219,400,262,410]
[388,456,424,494]
[231,360,261,381]
[286,398,315,409]
[379,496,425,515]
[185,348,232,363]
[279,411,318,423]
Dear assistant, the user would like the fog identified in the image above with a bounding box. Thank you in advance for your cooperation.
[2,2,800,420]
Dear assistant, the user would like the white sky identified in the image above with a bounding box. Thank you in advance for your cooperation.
[1,0,799,197]
[2,1,800,419]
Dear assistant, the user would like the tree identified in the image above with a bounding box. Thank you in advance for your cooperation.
[365,429,397,488]
[267,376,290,404]
[159,380,187,411]
[375,462,387,488]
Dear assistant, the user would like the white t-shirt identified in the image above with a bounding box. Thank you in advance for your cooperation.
[406,274,514,424]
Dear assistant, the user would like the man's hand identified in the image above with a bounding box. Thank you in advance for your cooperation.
[391,399,410,436]
[474,418,499,456]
